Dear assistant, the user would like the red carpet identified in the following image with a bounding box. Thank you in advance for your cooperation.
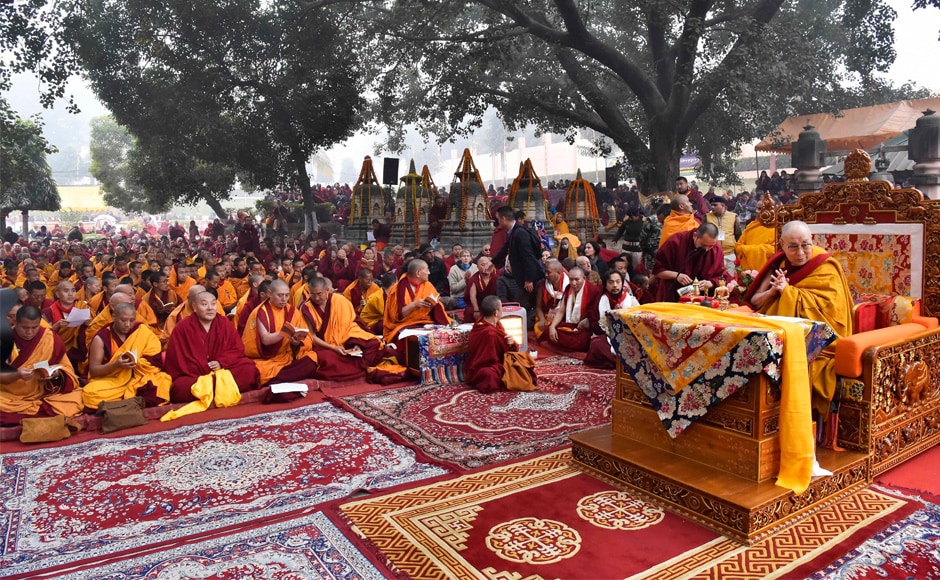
[333,356,615,470]
[335,450,915,580]
[875,443,940,503]
[0,403,447,579]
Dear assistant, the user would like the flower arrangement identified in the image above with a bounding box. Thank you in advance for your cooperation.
[731,259,759,294]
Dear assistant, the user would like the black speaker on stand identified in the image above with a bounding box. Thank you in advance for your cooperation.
[382,158,400,185]
[605,166,619,190]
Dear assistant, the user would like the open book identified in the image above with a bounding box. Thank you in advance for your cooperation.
[120,350,139,364]
[32,360,63,378]
[427,293,439,305]
[158,298,176,308]
[282,322,309,337]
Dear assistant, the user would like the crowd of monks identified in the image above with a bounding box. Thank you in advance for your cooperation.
[0,195,853,441]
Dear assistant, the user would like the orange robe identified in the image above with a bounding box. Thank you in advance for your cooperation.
[82,323,172,409]
[290,294,384,380]
[343,282,381,315]
[658,211,699,248]
[1,327,84,418]
[242,301,301,385]
[383,275,451,342]
[85,305,156,352]
[217,280,238,313]
[173,277,196,303]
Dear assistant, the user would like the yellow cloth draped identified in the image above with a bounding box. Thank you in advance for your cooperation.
[552,219,569,238]
[242,302,297,385]
[735,221,777,272]
[658,211,699,247]
[217,280,238,312]
[1,330,84,416]
[625,303,814,494]
[85,306,157,351]
[342,282,381,314]
[82,325,172,409]
[173,277,195,303]
[359,290,386,328]
[160,369,241,421]
[87,292,105,316]
[291,283,309,308]
[383,277,451,342]
[754,246,854,416]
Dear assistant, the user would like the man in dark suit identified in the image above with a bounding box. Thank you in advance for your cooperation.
[491,206,544,311]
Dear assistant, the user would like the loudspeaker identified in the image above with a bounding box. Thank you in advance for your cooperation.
[382,158,400,185]
[606,166,619,190]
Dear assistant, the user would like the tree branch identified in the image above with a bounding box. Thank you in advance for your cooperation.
[665,0,714,123]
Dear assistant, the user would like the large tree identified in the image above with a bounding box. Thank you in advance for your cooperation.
[0,96,59,232]
[60,0,367,228]
[368,0,912,192]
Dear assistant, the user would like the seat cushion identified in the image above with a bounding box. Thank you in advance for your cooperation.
[835,323,927,378]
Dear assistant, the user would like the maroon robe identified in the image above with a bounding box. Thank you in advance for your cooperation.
[463,271,498,323]
[164,314,259,403]
[547,282,601,352]
[652,229,725,302]
[465,319,516,393]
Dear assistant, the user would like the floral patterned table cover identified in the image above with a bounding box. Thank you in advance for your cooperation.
[604,310,836,437]
[418,325,471,385]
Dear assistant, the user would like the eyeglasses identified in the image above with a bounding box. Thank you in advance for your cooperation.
[786,243,813,252]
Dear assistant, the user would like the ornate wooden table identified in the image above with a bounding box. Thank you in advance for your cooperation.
[570,309,870,543]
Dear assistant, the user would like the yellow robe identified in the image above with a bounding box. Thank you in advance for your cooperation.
[342,282,381,314]
[1,328,84,416]
[217,280,238,312]
[85,305,156,352]
[735,221,777,272]
[82,324,172,409]
[297,294,381,366]
[658,211,699,248]
[359,290,386,329]
[754,246,854,416]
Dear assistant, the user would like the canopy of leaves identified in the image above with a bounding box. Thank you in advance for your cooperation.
[0,97,60,212]
[66,0,368,211]
[368,0,912,191]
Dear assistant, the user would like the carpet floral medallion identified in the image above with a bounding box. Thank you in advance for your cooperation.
[811,494,940,580]
[57,512,385,580]
[336,356,615,469]
[0,404,446,579]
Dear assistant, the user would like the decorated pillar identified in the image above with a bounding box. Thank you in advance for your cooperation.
[791,124,827,195]
[446,148,491,229]
[508,159,551,222]
[397,160,431,247]
[349,156,385,225]
[563,169,600,241]
[909,109,940,200]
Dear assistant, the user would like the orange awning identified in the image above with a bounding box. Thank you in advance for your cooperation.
[755,97,940,153]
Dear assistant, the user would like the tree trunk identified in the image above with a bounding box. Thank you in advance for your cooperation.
[289,141,316,236]
[645,129,681,195]
[203,194,228,221]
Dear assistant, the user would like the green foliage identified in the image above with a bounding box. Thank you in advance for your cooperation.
[0,96,60,212]
[370,0,913,192]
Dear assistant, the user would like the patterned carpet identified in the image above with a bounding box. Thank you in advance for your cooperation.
[0,404,446,579]
[334,356,616,470]
[336,450,916,580]
[55,512,386,580]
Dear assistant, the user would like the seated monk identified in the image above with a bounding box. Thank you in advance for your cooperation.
[0,306,84,424]
[274,278,385,382]
[165,284,226,336]
[146,272,177,329]
[236,277,267,335]
[164,291,259,402]
[745,220,854,446]
[735,219,777,272]
[82,302,172,409]
[534,260,568,341]
[360,272,396,335]
[463,257,498,323]
[464,296,535,393]
[585,270,639,369]
[546,267,600,352]
[42,280,90,369]
[658,194,700,248]
[383,259,450,350]
[342,268,380,317]
[241,280,309,386]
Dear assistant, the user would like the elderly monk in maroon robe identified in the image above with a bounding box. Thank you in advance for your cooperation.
[463,257,498,322]
[546,267,600,352]
[164,291,259,402]
[278,278,385,381]
[652,222,726,302]
[465,296,532,392]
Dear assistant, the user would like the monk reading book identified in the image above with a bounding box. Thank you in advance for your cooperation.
[383,259,450,349]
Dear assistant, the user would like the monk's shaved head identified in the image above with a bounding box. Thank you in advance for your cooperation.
[407,259,428,277]
[57,280,74,293]
[309,277,329,290]
[115,283,135,297]
[112,302,135,317]
[109,292,133,306]
[269,279,289,293]
[781,220,811,239]
[545,259,563,273]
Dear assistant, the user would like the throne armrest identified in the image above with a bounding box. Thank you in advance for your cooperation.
[834,323,931,378]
